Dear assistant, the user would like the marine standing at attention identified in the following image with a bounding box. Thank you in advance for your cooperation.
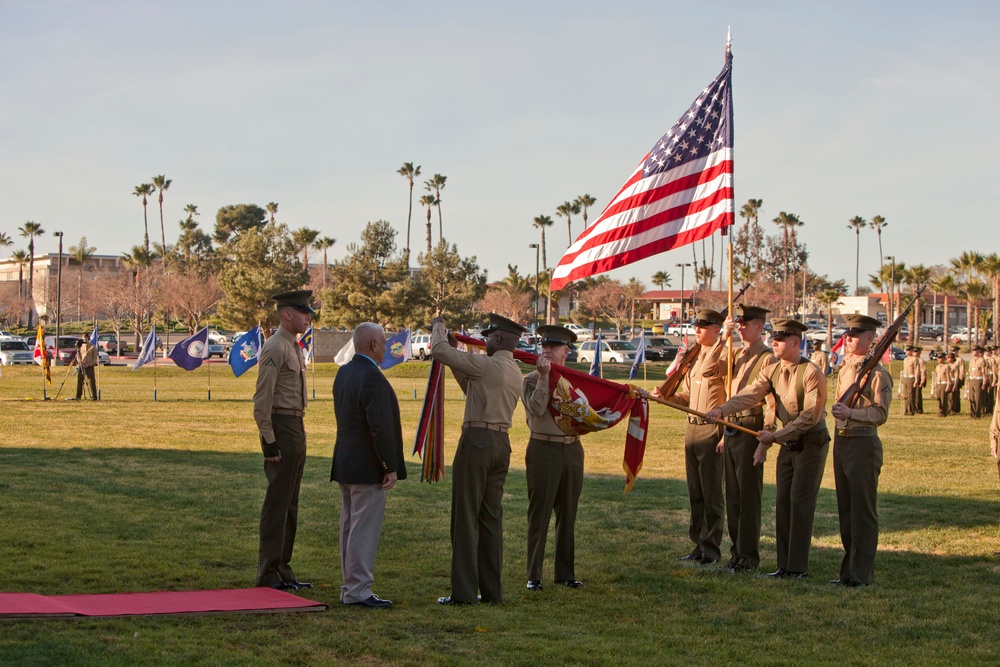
[431,313,526,605]
[253,290,314,591]
[829,314,892,587]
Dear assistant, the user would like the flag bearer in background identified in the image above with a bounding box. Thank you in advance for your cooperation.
[253,290,314,591]
[523,325,585,592]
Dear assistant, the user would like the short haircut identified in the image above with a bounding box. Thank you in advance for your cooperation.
[353,322,385,348]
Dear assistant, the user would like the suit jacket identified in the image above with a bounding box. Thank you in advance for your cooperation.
[331,355,407,485]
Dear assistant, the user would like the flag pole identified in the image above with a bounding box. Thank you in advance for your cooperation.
[311,354,316,401]
[153,342,158,402]
[725,28,735,400]
[207,354,212,401]
[94,318,101,401]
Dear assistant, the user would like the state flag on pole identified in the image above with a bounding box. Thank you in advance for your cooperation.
[629,335,646,380]
[133,327,158,372]
[298,327,314,362]
[334,338,354,366]
[830,335,846,368]
[229,326,263,378]
[89,323,99,347]
[33,323,51,384]
[381,329,412,370]
[589,331,603,378]
[167,327,210,371]
[549,45,734,292]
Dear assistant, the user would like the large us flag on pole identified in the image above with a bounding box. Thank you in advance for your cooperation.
[550,45,734,292]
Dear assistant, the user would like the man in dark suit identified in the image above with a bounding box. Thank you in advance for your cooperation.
[332,322,407,609]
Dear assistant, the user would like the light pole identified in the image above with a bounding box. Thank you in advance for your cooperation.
[675,263,692,321]
[885,255,895,323]
[53,231,64,364]
[529,244,540,327]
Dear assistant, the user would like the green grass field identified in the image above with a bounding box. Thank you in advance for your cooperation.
[1,360,999,666]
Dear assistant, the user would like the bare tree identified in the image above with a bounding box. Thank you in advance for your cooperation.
[161,272,223,333]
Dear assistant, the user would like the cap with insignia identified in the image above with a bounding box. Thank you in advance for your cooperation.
[693,308,725,327]
[842,314,881,334]
[974,345,985,352]
[914,346,923,352]
[950,345,961,353]
[735,304,770,322]
[481,313,529,336]
[272,289,315,313]
[905,345,915,352]
[770,319,809,339]
[536,324,577,346]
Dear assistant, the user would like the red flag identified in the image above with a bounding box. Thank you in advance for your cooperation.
[550,50,733,292]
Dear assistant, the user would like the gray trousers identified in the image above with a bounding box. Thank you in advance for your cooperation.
[256,415,306,587]
[338,483,387,603]
[684,422,724,561]
[834,434,883,586]
[525,438,584,582]
[724,414,765,569]
[774,426,830,573]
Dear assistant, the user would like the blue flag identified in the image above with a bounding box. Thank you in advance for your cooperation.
[132,326,157,372]
[298,326,314,362]
[381,329,412,370]
[168,327,210,371]
[229,326,263,378]
[629,335,645,380]
[89,323,99,347]
[589,331,602,377]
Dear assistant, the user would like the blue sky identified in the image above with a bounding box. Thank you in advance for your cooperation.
[2,1,997,292]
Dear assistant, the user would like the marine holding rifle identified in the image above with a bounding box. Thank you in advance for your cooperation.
[705,319,829,580]
[829,314,891,587]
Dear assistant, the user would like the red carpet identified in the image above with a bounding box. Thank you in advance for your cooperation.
[0,587,327,618]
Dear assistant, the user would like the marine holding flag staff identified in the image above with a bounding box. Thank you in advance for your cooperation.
[252,290,314,591]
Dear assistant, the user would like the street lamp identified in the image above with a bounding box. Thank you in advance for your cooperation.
[884,255,895,323]
[53,231,64,364]
[529,244,540,326]
[675,263,692,321]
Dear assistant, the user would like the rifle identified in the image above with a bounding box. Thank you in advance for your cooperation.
[838,285,926,408]
[656,283,751,400]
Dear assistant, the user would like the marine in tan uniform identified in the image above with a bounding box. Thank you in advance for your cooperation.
[810,342,829,377]
[432,313,526,605]
[253,290,313,590]
[901,346,919,416]
[983,347,996,414]
[915,347,927,414]
[829,314,892,587]
[706,319,830,579]
[523,325,585,591]
[934,353,957,417]
[720,305,775,572]
[968,346,987,419]
[951,347,965,414]
[989,390,1000,484]
[659,308,729,565]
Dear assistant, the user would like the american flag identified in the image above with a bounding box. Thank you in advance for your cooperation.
[550,47,734,292]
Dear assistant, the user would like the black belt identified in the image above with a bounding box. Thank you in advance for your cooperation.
[836,426,878,438]
[463,421,509,433]
[687,416,712,426]
[273,408,304,417]
[530,432,580,444]
[731,407,764,419]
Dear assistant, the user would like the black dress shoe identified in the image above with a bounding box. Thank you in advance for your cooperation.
[765,569,787,578]
[726,564,753,574]
[437,596,477,605]
[677,553,700,561]
[555,579,583,588]
[828,579,845,585]
[290,580,313,589]
[784,571,808,579]
[697,557,719,566]
[347,595,392,608]
[269,581,300,591]
[526,581,543,591]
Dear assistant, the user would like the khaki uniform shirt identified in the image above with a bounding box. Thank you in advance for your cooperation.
[674,338,727,413]
[834,355,891,429]
[721,357,827,442]
[916,357,927,387]
[731,338,777,425]
[253,326,308,443]
[933,362,956,391]
[953,358,966,382]
[990,400,1000,456]
[902,356,919,379]
[523,370,565,437]
[969,356,986,380]
[810,350,829,376]
[431,323,522,427]
[79,342,98,368]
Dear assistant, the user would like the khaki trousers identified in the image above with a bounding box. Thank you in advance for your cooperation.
[338,483,387,603]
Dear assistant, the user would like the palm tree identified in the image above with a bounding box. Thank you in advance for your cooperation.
[816,289,842,349]
[0,231,11,251]
[574,194,597,233]
[651,270,671,290]
[18,220,44,327]
[265,202,279,224]
[397,162,421,265]
[292,227,320,270]
[981,253,1000,345]
[963,280,989,345]
[624,278,646,333]
[931,274,960,345]
[532,215,554,271]
[313,236,336,287]
[184,204,199,222]
[773,212,801,303]
[133,183,155,253]
[11,249,28,299]
[869,215,887,290]
[423,174,447,241]
[151,175,172,256]
[121,244,159,290]
[903,264,931,344]
[419,194,437,256]
[847,216,867,295]
[951,250,984,344]
[739,198,762,265]
[556,201,581,246]
[68,236,96,320]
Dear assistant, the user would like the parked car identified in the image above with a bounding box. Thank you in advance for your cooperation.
[576,339,638,364]
[411,333,432,360]
[208,342,226,358]
[96,333,131,354]
[564,323,593,341]
[666,322,697,337]
[43,336,86,365]
[0,339,34,365]
[890,346,906,361]
[631,335,680,362]
[208,330,229,349]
